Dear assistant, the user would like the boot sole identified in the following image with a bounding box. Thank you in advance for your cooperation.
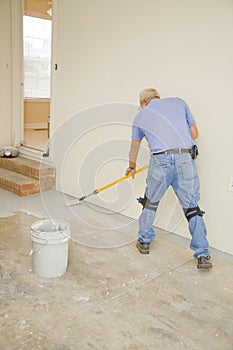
[136,242,150,254]
[197,263,213,269]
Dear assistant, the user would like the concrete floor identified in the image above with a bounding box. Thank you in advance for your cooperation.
[0,189,233,350]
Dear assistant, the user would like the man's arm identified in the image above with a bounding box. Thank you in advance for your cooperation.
[190,124,198,140]
[125,140,141,178]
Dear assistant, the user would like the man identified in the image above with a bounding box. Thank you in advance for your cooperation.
[125,88,212,269]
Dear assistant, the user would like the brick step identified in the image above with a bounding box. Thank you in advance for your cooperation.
[0,168,40,196]
[0,156,55,181]
[0,156,56,196]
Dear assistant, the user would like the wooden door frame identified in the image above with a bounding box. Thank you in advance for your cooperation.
[11,0,56,160]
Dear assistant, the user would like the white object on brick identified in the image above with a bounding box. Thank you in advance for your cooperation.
[0,146,19,158]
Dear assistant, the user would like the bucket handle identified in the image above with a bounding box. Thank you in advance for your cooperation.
[29,238,49,256]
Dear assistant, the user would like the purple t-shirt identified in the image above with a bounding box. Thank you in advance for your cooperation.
[132,97,195,153]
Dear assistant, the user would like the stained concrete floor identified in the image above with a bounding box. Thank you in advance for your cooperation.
[0,189,233,350]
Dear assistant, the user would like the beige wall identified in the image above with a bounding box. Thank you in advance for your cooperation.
[51,0,233,255]
[24,100,50,127]
[0,0,12,146]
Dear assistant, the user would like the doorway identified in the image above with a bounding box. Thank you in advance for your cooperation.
[22,0,52,152]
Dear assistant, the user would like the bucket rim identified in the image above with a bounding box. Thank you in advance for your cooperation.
[31,219,71,232]
[31,219,71,240]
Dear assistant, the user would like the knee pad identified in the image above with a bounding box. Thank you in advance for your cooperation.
[183,206,205,221]
[137,195,159,212]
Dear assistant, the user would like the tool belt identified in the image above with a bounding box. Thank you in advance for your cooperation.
[153,145,198,159]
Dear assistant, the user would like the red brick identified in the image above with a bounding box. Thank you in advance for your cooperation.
[0,163,55,197]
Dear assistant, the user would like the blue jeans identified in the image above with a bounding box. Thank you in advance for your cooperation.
[138,153,210,258]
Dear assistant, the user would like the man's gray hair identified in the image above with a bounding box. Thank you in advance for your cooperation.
[139,88,160,104]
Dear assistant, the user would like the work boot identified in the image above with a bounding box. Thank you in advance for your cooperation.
[136,240,150,254]
[197,256,213,269]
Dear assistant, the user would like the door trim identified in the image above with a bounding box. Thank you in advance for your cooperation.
[11,0,56,162]
[11,0,24,147]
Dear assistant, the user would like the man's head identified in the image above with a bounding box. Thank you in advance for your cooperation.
[139,88,160,108]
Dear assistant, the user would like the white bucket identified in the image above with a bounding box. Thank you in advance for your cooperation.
[31,219,71,278]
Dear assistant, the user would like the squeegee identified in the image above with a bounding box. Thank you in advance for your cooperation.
[65,164,149,207]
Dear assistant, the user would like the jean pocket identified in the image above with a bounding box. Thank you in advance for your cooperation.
[178,159,196,181]
[149,162,167,182]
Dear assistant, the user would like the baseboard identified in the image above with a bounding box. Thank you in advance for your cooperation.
[24,123,48,130]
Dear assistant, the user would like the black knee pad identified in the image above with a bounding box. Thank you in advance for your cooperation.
[183,206,205,221]
[137,195,159,212]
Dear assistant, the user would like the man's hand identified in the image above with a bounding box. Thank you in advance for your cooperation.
[125,167,136,179]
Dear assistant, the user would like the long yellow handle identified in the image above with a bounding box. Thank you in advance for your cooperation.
[95,164,149,194]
